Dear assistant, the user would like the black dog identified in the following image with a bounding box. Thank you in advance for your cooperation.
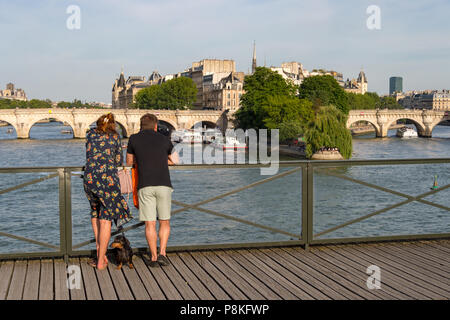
[110,234,134,270]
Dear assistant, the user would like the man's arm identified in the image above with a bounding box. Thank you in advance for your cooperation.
[126,153,136,167]
[168,151,179,165]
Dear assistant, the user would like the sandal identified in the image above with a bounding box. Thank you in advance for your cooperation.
[88,257,97,268]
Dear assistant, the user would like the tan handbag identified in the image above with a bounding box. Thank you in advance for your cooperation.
[118,167,133,195]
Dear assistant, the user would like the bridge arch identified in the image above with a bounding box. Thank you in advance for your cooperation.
[189,119,218,130]
[347,119,381,137]
[157,118,177,131]
[385,118,426,137]
[87,119,129,138]
[0,119,18,138]
[28,116,75,139]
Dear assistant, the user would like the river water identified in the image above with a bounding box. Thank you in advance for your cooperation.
[0,122,449,253]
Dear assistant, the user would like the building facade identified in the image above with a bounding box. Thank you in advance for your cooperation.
[270,62,306,87]
[398,90,450,110]
[389,77,403,95]
[0,83,27,101]
[202,72,245,111]
[343,71,368,94]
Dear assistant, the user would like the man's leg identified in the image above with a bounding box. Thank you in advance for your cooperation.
[158,220,170,257]
[145,221,158,262]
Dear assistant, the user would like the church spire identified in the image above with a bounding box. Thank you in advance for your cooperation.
[251,41,257,74]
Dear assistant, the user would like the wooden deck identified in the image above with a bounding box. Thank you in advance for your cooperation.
[0,239,449,300]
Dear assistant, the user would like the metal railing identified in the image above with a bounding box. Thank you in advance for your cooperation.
[0,158,449,261]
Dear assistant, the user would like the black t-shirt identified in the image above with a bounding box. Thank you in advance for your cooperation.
[127,129,174,190]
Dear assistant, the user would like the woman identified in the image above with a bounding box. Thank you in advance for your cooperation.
[83,113,132,270]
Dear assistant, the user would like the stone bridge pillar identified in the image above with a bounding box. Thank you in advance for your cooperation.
[376,111,390,138]
[421,111,434,138]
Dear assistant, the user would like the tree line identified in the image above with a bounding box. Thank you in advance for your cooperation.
[0,98,105,109]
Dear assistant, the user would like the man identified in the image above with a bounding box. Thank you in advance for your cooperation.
[126,113,179,267]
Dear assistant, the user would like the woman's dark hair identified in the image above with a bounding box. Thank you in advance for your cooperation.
[140,113,158,131]
[96,113,117,135]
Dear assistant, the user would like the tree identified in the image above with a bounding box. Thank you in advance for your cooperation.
[234,67,297,129]
[133,77,197,110]
[298,75,350,114]
[377,96,403,109]
[303,105,353,159]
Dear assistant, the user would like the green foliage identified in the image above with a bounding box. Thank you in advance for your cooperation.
[133,77,197,110]
[0,98,102,109]
[234,67,297,129]
[262,95,314,129]
[298,75,349,114]
[377,96,403,109]
[304,106,353,159]
[278,121,305,142]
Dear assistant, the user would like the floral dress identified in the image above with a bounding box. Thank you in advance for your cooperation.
[83,129,132,227]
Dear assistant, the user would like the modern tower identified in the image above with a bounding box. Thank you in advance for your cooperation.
[389,77,403,95]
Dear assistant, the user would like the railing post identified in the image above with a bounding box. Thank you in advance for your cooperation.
[64,168,72,263]
[58,168,67,262]
[302,162,314,251]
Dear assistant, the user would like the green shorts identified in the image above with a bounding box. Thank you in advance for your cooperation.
[138,186,173,221]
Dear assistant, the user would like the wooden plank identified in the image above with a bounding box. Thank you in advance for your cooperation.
[23,260,40,300]
[408,243,450,263]
[377,243,450,281]
[283,247,379,300]
[158,254,198,300]
[107,262,134,300]
[177,252,230,300]
[39,259,53,300]
[0,261,14,300]
[6,260,27,300]
[352,244,450,297]
[200,251,265,300]
[79,258,102,300]
[132,256,166,300]
[189,251,247,300]
[230,249,314,300]
[169,253,215,300]
[54,259,69,300]
[215,250,282,300]
[68,258,86,300]
[121,257,151,300]
[428,240,450,251]
[143,255,183,300]
[345,244,446,299]
[325,246,412,300]
[250,249,331,300]
[299,247,384,300]
[333,244,432,300]
[265,248,359,300]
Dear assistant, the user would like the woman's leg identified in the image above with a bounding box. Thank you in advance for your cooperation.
[91,218,100,257]
[97,219,111,270]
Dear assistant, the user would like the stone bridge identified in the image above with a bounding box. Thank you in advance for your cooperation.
[347,109,450,137]
[0,108,229,139]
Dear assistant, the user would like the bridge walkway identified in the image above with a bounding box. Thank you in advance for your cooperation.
[1,239,449,300]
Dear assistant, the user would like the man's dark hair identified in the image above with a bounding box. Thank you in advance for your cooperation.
[140,113,158,131]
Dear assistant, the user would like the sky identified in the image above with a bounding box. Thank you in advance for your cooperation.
[0,0,449,103]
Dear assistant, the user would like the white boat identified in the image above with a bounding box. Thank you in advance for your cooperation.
[180,130,203,144]
[170,130,185,143]
[202,128,222,144]
[396,126,418,138]
[211,136,247,151]
[6,128,13,134]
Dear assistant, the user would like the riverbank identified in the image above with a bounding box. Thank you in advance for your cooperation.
[279,145,306,158]
[351,124,404,136]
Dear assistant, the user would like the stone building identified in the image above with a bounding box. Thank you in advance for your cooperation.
[202,71,245,111]
[343,70,368,94]
[112,71,166,109]
[0,83,27,101]
[398,90,450,110]
[270,62,306,87]
[181,59,236,109]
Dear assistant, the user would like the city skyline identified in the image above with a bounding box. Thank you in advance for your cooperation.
[0,0,449,103]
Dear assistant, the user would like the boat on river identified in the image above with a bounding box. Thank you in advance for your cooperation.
[211,136,247,151]
[396,126,418,138]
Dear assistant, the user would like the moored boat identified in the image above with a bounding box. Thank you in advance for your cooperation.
[396,126,418,138]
